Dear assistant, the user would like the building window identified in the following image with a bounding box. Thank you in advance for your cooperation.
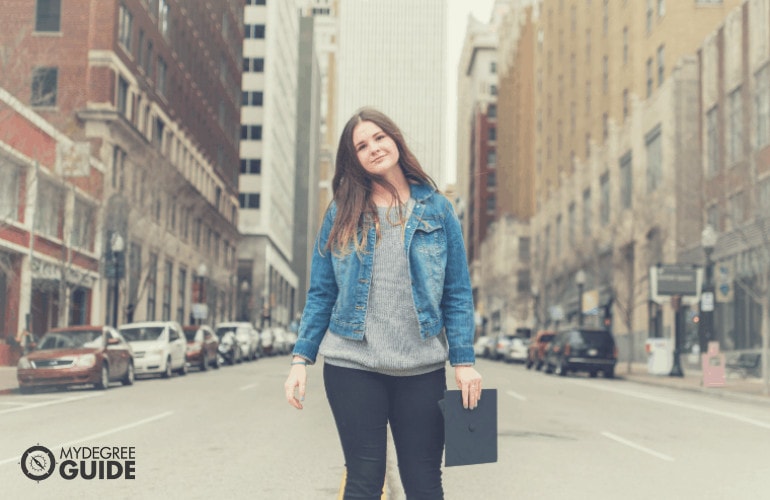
[245,24,265,39]
[488,126,496,141]
[240,159,261,174]
[159,0,169,37]
[490,84,498,96]
[177,267,186,325]
[242,91,263,106]
[486,194,496,213]
[118,5,133,51]
[585,81,591,117]
[582,188,591,238]
[727,87,743,164]
[646,58,653,97]
[243,57,265,72]
[645,125,662,192]
[36,178,64,238]
[31,67,58,107]
[239,193,260,209]
[117,76,128,115]
[623,89,629,120]
[154,118,165,150]
[157,58,167,96]
[706,105,719,176]
[603,113,609,140]
[657,45,665,86]
[490,61,496,74]
[486,171,496,187]
[623,27,628,65]
[602,55,608,94]
[487,149,497,166]
[706,204,719,231]
[517,269,531,294]
[519,237,530,262]
[487,104,497,118]
[756,66,770,148]
[600,172,610,225]
[646,0,653,33]
[619,151,632,209]
[241,125,262,140]
[35,0,61,32]
[0,160,21,221]
[145,41,154,78]
[166,196,176,232]
[72,198,94,250]
[555,214,562,258]
[112,146,126,191]
[162,260,172,320]
[147,253,158,320]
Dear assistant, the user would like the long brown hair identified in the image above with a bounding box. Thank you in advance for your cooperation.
[327,107,437,254]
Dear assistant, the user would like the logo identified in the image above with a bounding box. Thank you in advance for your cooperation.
[20,445,56,482]
[19,444,136,482]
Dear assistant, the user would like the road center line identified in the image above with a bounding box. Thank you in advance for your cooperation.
[506,390,527,401]
[567,379,770,431]
[239,383,259,391]
[0,392,103,416]
[601,431,674,462]
[0,411,174,467]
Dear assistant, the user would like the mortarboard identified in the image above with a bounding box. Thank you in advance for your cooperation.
[438,389,497,467]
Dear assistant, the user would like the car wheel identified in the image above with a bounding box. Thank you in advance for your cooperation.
[236,348,243,364]
[122,361,135,386]
[201,352,209,371]
[604,367,615,379]
[178,360,188,376]
[589,370,598,378]
[213,352,221,369]
[19,385,34,395]
[555,359,568,377]
[162,358,173,378]
[95,364,110,390]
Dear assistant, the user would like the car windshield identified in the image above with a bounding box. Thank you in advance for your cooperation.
[121,326,164,342]
[183,329,199,342]
[38,330,103,350]
[540,334,555,343]
[572,330,614,348]
[215,327,234,339]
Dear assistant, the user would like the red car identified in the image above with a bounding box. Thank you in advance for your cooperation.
[17,326,134,393]
[526,330,556,370]
[183,325,221,371]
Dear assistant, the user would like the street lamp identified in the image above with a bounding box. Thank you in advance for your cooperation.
[240,280,250,322]
[699,225,717,356]
[110,233,125,328]
[575,269,586,326]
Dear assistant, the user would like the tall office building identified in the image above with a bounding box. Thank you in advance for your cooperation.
[337,0,447,187]
[239,0,300,327]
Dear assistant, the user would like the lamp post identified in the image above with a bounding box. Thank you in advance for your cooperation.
[196,263,207,325]
[699,225,717,356]
[575,269,586,326]
[531,285,540,332]
[240,280,251,322]
[110,233,125,328]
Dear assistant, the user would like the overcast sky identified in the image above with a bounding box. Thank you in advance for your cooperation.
[445,0,496,186]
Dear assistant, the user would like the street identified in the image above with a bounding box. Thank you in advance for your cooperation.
[1,356,769,499]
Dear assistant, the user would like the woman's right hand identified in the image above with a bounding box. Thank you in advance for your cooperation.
[284,358,308,410]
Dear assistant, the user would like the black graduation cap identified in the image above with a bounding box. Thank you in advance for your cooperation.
[438,389,497,467]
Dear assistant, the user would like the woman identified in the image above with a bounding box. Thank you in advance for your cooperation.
[284,107,482,499]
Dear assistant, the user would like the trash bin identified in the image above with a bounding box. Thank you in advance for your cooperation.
[645,338,673,375]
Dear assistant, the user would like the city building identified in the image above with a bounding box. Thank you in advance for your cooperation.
[0,0,243,347]
[240,0,300,327]
[336,0,447,187]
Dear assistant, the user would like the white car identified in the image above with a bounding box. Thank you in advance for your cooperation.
[504,336,529,363]
[119,321,188,378]
[215,322,260,361]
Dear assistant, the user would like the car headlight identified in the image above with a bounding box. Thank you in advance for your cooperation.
[18,357,31,369]
[75,354,96,367]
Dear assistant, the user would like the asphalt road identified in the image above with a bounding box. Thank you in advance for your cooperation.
[1,357,769,499]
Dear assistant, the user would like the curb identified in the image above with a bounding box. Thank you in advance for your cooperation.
[620,374,770,407]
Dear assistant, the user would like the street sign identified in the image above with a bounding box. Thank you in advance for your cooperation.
[701,291,714,312]
[649,265,703,306]
[192,303,208,320]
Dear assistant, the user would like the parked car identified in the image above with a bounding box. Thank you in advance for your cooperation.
[215,322,260,361]
[543,327,617,378]
[260,328,275,356]
[504,336,529,363]
[119,321,188,378]
[17,325,134,393]
[473,336,495,358]
[183,325,220,371]
[526,330,556,370]
[492,334,518,360]
[272,327,293,355]
[213,326,242,365]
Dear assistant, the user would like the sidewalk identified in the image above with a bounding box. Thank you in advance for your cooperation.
[619,361,770,406]
[0,366,18,395]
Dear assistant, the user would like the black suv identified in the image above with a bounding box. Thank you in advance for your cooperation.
[543,328,617,378]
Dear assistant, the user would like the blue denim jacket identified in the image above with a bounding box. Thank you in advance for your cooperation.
[293,183,476,366]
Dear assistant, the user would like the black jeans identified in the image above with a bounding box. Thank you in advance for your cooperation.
[323,363,446,500]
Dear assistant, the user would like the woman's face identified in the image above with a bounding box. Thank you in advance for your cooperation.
[352,120,400,177]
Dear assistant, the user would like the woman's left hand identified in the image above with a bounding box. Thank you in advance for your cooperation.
[454,365,482,410]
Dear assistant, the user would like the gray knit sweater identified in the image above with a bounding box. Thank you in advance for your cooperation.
[320,202,449,376]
